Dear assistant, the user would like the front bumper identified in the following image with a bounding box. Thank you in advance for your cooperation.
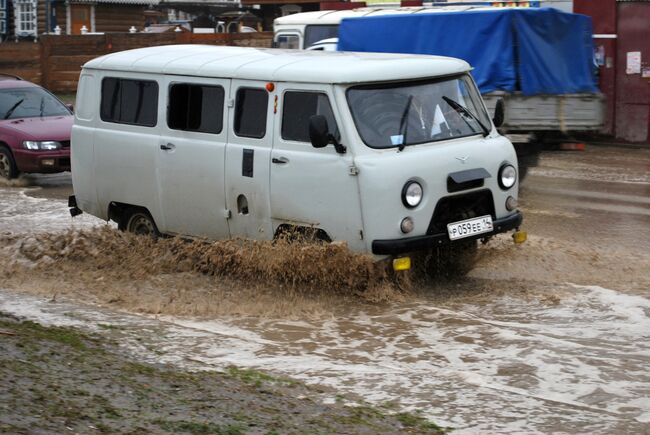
[13,148,71,173]
[372,211,523,255]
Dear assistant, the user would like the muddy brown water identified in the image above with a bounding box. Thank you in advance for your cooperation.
[1,146,649,433]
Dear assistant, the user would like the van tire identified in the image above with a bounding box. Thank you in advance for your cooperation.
[416,240,478,278]
[0,147,19,180]
[123,208,160,238]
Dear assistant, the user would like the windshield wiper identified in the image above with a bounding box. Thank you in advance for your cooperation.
[3,98,25,120]
[442,96,489,137]
[397,95,413,151]
[39,97,45,118]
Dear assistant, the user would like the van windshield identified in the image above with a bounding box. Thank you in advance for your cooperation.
[304,25,338,48]
[346,75,491,149]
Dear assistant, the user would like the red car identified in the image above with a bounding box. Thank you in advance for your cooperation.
[0,74,73,180]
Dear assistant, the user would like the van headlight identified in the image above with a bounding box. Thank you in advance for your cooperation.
[402,181,423,208]
[498,164,517,190]
[23,141,62,151]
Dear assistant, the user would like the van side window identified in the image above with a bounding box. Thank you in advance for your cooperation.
[168,84,224,134]
[234,88,268,139]
[281,92,339,143]
[100,78,158,127]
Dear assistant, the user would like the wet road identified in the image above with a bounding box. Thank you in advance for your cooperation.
[1,146,649,434]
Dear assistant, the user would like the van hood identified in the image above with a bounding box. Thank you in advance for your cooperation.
[0,116,73,141]
[354,135,518,252]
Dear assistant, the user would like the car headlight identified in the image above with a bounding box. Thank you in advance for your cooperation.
[498,164,517,190]
[402,181,423,208]
[23,141,62,151]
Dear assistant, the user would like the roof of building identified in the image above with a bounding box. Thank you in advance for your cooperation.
[82,45,470,84]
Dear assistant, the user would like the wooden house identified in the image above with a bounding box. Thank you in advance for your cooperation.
[8,0,158,39]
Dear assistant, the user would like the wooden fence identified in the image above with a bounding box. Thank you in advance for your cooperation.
[0,32,273,93]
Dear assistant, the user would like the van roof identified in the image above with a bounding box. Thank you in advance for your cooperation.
[273,6,489,26]
[82,45,470,85]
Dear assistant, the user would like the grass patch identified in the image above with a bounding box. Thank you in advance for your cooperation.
[396,412,450,434]
[5,319,88,350]
[153,419,245,435]
[225,366,297,388]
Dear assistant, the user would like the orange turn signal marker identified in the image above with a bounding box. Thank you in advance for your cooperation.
[392,257,411,272]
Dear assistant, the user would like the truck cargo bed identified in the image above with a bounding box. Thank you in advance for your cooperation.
[483,92,605,133]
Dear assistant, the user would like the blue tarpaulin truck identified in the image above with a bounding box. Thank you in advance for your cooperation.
[329,7,605,144]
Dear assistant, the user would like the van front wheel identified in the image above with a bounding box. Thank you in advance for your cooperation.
[124,209,159,238]
[415,240,478,278]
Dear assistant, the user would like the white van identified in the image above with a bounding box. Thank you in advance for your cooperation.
[70,45,523,270]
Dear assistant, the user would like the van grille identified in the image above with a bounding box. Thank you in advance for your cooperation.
[427,189,495,235]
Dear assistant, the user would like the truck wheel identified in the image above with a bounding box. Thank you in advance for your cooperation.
[124,209,159,238]
[0,147,19,180]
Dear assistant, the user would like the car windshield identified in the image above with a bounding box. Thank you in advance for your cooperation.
[0,87,70,120]
[346,75,491,149]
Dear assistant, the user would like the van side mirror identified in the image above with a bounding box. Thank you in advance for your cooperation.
[309,115,346,154]
[309,115,329,148]
[493,98,505,128]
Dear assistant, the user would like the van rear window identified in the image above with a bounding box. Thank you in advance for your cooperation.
[234,88,268,139]
[168,83,224,134]
[100,78,158,127]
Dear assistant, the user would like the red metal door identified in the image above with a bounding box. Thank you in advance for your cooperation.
[615,2,650,143]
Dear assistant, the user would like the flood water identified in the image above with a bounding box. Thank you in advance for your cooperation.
[1,146,649,434]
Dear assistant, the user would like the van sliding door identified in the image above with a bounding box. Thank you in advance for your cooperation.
[156,76,230,239]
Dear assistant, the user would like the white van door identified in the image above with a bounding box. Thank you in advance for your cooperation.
[223,80,274,240]
[156,76,230,238]
[94,75,162,223]
[270,84,364,250]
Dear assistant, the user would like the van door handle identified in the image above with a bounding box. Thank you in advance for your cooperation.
[272,157,289,164]
[160,143,175,151]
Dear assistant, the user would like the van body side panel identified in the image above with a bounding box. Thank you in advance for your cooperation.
[71,72,100,217]
[224,80,274,240]
[270,83,364,251]
[93,73,163,224]
[156,76,230,238]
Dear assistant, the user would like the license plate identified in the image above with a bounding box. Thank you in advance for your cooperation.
[447,215,493,241]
